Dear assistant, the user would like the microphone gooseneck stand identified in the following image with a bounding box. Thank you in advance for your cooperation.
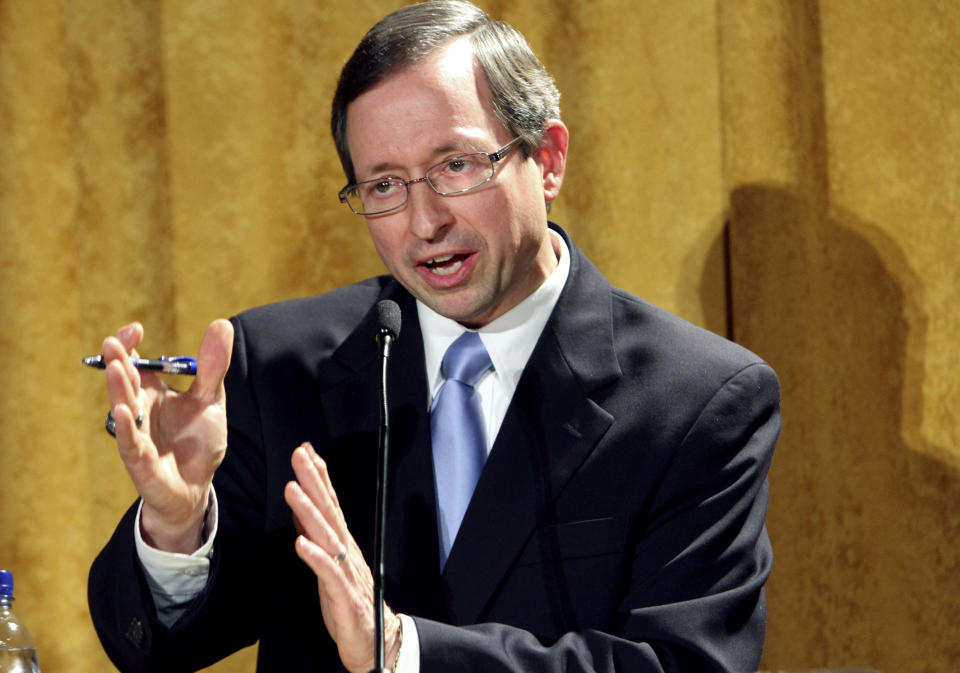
[370,300,400,673]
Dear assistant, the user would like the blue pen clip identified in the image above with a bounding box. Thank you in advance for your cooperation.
[155,356,198,375]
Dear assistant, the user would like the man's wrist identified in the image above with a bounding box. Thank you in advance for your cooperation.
[134,491,218,628]
[390,614,404,672]
[140,490,213,554]
[393,614,420,673]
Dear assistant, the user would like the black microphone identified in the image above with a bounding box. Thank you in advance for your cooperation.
[371,300,400,673]
[376,299,401,357]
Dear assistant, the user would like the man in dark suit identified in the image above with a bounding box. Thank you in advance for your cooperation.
[89,2,780,672]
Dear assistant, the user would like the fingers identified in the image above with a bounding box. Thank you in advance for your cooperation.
[285,479,342,560]
[111,403,147,464]
[293,529,344,578]
[115,322,144,351]
[102,321,151,414]
[297,444,348,534]
[308,442,342,515]
[103,344,148,462]
[104,349,141,428]
[192,319,234,403]
[286,443,389,673]
[103,332,140,389]
[285,444,347,561]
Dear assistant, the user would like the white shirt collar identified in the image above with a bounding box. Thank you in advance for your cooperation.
[418,229,571,404]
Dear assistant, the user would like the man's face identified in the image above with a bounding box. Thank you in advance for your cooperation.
[345,38,564,328]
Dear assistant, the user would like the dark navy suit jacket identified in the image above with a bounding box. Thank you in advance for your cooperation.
[89,225,780,672]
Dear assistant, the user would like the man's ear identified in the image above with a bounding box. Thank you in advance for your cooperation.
[537,120,569,204]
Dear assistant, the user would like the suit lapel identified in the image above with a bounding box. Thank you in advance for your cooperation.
[440,229,622,625]
[309,227,622,625]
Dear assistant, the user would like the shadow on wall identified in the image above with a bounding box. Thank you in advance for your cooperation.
[705,184,960,672]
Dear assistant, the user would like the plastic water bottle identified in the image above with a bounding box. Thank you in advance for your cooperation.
[0,570,40,673]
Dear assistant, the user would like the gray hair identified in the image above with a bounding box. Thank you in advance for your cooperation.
[331,0,561,184]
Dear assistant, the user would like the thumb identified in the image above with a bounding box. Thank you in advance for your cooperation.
[191,319,234,403]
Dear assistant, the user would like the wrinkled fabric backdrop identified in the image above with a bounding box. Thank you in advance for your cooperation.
[1,1,957,672]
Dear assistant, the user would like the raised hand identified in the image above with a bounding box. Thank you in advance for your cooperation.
[284,443,402,673]
[103,320,234,553]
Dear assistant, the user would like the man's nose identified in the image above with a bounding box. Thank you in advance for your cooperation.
[406,179,452,241]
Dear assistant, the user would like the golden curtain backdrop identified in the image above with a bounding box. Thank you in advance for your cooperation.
[0,2,957,672]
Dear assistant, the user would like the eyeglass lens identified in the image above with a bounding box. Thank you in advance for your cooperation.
[346,152,495,215]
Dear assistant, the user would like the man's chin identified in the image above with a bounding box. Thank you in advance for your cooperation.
[420,294,494,329]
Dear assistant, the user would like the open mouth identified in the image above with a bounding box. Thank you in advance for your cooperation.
[424,253,469,276]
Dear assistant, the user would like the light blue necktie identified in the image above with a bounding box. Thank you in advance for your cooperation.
[431,331,493,568]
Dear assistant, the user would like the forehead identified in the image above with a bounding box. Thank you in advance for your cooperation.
[345,38,506,175]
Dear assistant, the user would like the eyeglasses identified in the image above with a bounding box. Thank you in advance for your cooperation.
[338,137,524,216]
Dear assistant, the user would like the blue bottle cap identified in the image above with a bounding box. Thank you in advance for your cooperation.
[0,569,13,597]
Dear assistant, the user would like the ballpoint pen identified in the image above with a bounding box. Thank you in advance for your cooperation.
[82,354,198,376]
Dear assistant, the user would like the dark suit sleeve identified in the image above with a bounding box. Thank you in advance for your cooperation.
[87,317,271,672]
[89,286,392,673]
[414,362,780,673]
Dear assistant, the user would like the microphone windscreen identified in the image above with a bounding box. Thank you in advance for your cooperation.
[376,299,401,339]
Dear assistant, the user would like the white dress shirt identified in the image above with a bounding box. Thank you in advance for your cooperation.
[136,230,571,672]
[419,229,570,454]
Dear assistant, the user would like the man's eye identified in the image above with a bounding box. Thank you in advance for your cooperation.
[444,157,481,175]
[364,180,400,198]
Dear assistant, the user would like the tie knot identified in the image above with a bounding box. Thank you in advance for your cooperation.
[441,331,492,387]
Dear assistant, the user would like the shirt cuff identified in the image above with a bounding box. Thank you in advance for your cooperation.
[395,613,420,673]
[134,488,217,626]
